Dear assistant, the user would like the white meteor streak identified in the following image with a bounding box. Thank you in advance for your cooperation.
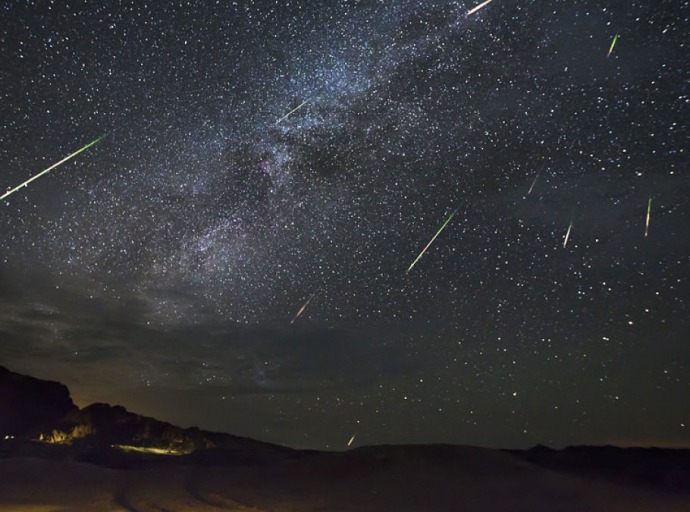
[466,0,494,16]
[563,219,573,248]
[276,100,309,125]
[348,432,357,447]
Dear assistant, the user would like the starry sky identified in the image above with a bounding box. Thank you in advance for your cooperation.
[1,0,688,451]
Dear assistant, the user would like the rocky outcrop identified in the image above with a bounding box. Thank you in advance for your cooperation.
[42,401,283,454]
[42,403,210,453]
[0,365,77,438]
[0,366,291,464]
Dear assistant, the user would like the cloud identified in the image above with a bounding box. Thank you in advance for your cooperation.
[0,267,427,400]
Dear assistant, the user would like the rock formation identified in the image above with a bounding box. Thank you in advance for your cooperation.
[0,365,77,438]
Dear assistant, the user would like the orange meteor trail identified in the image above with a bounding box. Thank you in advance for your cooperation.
[645,197,651,237]
[407,207,459,273]
[466,0,494,16]
[348,432,357,447]
[290,288,321,324]
[1,135,106,201]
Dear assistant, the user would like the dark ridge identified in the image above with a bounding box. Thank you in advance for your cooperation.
[508,444,690,495]
[43,401,287,452]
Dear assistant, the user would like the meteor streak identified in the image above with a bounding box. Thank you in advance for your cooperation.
[527,172,539,195]
[645,197,651,237]
[466,0,494,16]
[276,100,309,125]
[563,219,573,248]
[1,135,106,201]
[607,32,619,58]
[290,288,321,324]
[348,432,357,447]
[407,207,459,273]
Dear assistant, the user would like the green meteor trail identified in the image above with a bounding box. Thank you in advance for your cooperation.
[645,197,652,237]
[290,288,322,324]
[406,207,459,273]
[276,100,309,125]
[607,32,619,58]
[1,135,106,201]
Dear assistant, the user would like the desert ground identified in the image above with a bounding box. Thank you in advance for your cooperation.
[1,445,689,512]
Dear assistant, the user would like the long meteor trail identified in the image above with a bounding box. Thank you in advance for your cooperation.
[290,288,322,324]
[645,197,651,237]
[276,100,309,125]
[407,207,459,273]
[466,0,494,16]
[1,135,106,201]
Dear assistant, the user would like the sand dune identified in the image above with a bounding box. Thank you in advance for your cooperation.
[1,446,689,512]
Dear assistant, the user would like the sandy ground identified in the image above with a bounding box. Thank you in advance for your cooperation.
[1,446,689,511]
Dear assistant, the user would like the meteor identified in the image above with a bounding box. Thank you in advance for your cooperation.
[407,207,459,273]
[290,288,322,324]
[348,432,357,447]
[1,135,106,201]
[466,0,494,16]
[645,197,651,237]
[276,100,309,125]
[563,219,573,248]
[607,32,619,58]
[527,172,539,195]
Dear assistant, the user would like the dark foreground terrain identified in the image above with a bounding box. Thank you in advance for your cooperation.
[1,365,689,511]
[2,443,690,512]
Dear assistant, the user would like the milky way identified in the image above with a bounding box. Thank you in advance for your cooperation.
[1,0,688,450]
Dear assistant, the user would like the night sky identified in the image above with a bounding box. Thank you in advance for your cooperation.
[1,0,688,451]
